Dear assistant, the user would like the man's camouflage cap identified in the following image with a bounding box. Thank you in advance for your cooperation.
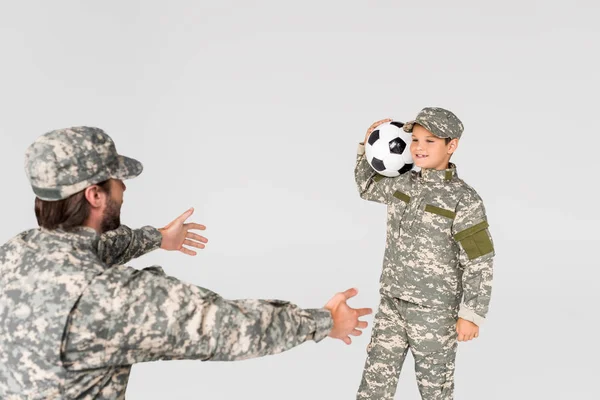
[403,107,464,139]
[24,126,143,201]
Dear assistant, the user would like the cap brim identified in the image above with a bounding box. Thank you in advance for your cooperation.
[403,121,416,133]
[403,120,449,138]
[109,155,143,181]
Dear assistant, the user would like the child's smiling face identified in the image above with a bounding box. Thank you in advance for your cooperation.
[410,124,458,170]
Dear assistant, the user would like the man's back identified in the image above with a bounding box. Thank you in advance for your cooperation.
[0,224,339,400]
[0,126,371,399]
[0,227,106,399]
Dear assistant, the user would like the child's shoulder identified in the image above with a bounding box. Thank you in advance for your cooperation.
[452,176,487,205]
[374,168,414,185]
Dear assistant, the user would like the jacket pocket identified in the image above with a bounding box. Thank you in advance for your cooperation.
[453,220,494,260]
[419,204,456,251]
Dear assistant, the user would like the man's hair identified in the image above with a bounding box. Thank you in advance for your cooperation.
[34,180,111,230]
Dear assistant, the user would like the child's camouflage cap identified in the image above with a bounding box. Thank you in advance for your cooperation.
[403,107,464,139]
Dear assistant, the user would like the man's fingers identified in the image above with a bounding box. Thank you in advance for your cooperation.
[343,336,352,345]
[184,239,205,249]
[187,233,208,243]
[357,321,368,329]
[175,208,194,224]
[356,308,373,317]
[341,288,358,300]
[349,329,362,337]
[186,223,206,231]
[180,247,197,256]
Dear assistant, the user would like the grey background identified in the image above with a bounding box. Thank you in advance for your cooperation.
[0,0,598,398]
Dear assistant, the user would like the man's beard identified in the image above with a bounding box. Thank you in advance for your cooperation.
[100,197,121,233]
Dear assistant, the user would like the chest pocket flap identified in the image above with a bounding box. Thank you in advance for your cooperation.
[393,190,410,204]
[424,204,456,220]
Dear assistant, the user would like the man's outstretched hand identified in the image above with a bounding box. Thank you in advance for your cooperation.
[158,208,208,256]
[325,288,372,345]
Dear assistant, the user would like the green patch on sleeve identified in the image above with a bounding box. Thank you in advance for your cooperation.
[372,174,385,183]
[454,221,493,260]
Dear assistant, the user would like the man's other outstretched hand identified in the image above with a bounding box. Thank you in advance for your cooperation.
[325,288,372,345]
[159,208,208,256]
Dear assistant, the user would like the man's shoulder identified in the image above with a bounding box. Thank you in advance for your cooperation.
[1,228,40,251]
[1,228,106,284]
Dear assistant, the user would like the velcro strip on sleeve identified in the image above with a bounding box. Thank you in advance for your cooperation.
[393,190,410,203]
[453,220,489,242]
[424,204,456,219]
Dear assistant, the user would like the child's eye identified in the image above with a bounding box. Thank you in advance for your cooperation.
[412,139,418,142]
[426,140,434,143]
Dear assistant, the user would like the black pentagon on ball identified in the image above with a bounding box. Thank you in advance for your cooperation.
[398,163,413,174]
[390,121,404,129]
[368,130,380,145]
[371,157,385,171]
[388,137,406,154]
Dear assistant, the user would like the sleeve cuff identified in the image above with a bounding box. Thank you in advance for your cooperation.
[305,308,333,343]
[143,226,163,250]
[142,265,167,276]
[458,304,486,327]
[357,143,365,156]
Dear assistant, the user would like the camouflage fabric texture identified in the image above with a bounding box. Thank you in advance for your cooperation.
[0,225,332,399]
[357,295,458,399]
[354,143,494,399]
[24,127,143,201]
[403,107,464,139]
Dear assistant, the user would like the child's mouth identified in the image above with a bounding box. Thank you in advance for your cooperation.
[415,154,428,159]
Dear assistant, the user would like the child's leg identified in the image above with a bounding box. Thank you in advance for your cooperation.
[356,295,409,400]
[405,303,458,400]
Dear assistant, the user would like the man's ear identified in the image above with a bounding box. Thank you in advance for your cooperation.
[447,138,459,155]
[84,185,107,209]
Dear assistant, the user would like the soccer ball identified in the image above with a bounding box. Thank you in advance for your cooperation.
[365,121,414,177]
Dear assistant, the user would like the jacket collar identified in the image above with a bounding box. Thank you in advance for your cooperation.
[417,162,458,183]
[40,226,100,253]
